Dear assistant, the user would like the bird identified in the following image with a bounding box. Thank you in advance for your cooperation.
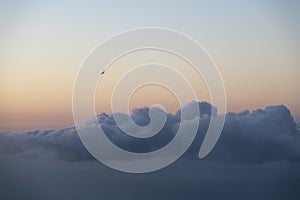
[100,71,105,75]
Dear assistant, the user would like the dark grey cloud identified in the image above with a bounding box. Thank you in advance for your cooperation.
[1,102,299,163]
[1,156,300,200]
[187,104,300,163]
[0,127,92,161]
[1,102,300,200]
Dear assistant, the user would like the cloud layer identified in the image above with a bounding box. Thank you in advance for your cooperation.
[1,102,299,163]
[1,102,300,200]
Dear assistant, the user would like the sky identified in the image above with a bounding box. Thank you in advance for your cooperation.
[0,0,300,130]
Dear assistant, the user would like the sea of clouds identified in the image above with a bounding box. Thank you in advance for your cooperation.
[1,102,299,163]
[0,102,300,200]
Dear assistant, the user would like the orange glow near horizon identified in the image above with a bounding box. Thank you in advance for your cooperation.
[1,46,300,130]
